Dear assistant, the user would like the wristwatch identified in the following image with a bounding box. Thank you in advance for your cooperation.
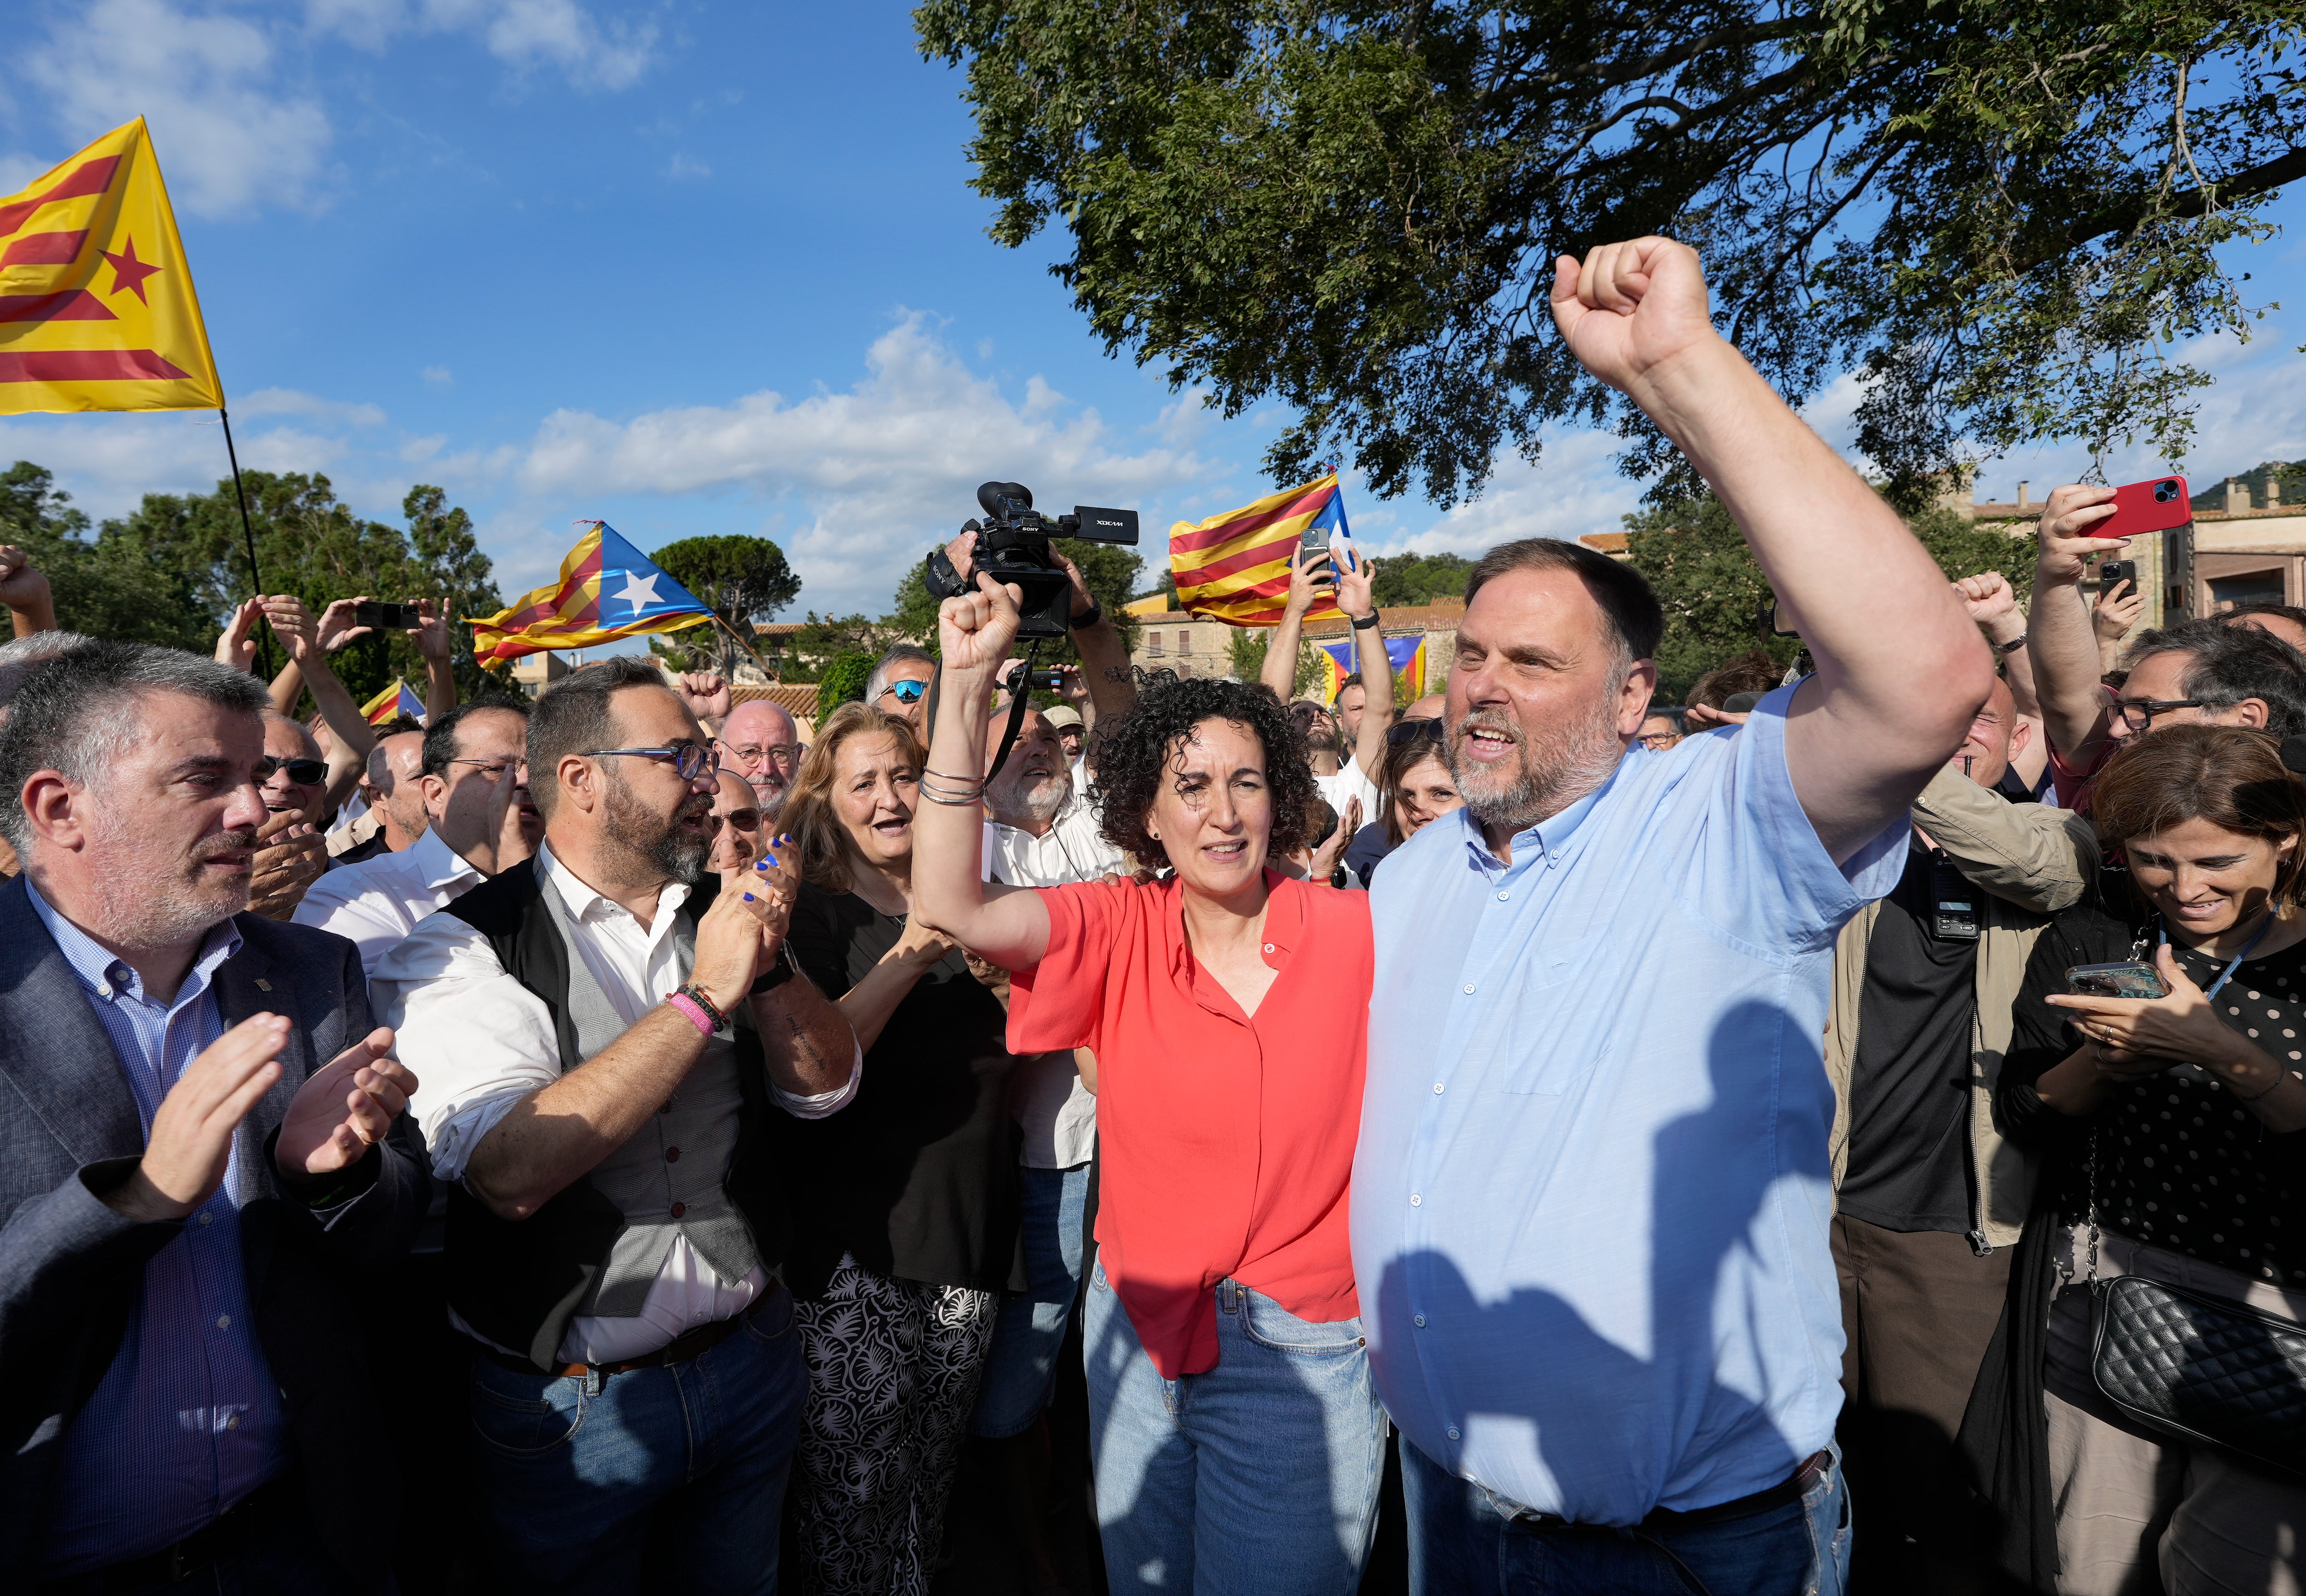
[1350,611,1380,630]
[1069,597,1103,631]
[1994,633,2027,655]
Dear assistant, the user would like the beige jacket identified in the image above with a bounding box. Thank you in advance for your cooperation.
[1824,767,2098,1249]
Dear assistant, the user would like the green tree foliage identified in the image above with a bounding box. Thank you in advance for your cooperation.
[1628,493,2034,702]
[79,469,504,704]
[648,534,802,677]
[2191,458,2306,510]
[886,538,1145,663]
[0,462,213,651]
[919,2,2306,509]
[1368,552,1474,608]
[816,653,876,720]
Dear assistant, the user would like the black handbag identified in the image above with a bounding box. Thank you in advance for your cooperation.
[2081,1128,2306,1479]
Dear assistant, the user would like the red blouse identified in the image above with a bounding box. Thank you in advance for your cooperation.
[1007,872,1371,1379]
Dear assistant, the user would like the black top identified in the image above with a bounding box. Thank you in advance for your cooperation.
[2001,906,2306,1287]
[765,881,1023,1299]
[1343,821,1391,889]
[1840,839,1979,1233]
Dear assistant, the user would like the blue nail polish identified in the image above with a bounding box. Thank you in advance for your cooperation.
[744,892,755,902]
[765,851,779,867]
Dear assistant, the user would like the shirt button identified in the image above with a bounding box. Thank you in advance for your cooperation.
[223,1413,240,1431]
[1432,1083,1445,1094]
[665,1146,682,1163]
[215,1315,231,1330]
[197,1212,214,1226]
[1462,984,1475,995]
[1497,890,1509,901]
[1409,1193,1422,1207]
[1414,1314,1427,1328]
[670,1202,686,1219]
[1447,1426,1462,1441]
[1263,943,1275,954]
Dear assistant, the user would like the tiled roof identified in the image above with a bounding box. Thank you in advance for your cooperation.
[729,683,820,718]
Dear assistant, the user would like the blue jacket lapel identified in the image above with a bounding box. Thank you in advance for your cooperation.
[0,875,144,1163]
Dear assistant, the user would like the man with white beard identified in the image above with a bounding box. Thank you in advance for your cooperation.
[966,703,1123,1593]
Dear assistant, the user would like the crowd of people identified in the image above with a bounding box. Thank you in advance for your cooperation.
[0,233,2298,1596]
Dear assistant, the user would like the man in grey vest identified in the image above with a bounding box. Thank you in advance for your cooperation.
[374,657,860,1595]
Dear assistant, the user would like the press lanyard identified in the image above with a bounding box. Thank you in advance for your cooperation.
[2158,914,2273,1000]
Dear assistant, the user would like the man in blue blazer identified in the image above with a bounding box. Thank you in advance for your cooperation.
[0,641,428,1594]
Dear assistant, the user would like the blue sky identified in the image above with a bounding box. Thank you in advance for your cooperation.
[5,0,2306,629]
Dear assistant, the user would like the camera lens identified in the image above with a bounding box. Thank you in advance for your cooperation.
[2156,480,2177,501]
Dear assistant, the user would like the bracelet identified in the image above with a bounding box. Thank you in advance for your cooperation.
[2229,1068,2288,1103]
[1995,634,2028,655]
[923,769,987,785]
[1350,611,1380,630]
[1069,599,1103,631]
[918,786,988,807]
[667,984,727,1035]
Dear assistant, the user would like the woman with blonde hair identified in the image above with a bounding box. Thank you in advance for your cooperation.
[1964,723,2306,1594]
[758,700,1023,1596]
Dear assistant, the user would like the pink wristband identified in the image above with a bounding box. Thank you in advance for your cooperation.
[666,991,717,1036]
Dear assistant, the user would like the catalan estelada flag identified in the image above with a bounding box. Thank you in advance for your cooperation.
[360,679,428,726]
[0,119,223,414]
[1170,475,1352,627]
[472,522,714,666]
[1316,634,1427,703]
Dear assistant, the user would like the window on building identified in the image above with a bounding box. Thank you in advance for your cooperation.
[2210,570,2287,610]
[1147,630,1164,656]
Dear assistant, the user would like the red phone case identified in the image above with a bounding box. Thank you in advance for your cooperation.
[2098,474,2192,539]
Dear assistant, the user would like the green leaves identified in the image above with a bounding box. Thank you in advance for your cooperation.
[920,0,2306,505]
[648,534,801,676]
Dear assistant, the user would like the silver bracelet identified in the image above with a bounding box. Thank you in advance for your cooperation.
[917,786,987,807]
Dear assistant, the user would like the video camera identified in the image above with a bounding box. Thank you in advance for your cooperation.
[924,481,1141,641]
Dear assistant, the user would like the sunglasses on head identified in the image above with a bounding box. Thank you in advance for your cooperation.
[1385,717,1444,748]
[255,755,328,786]
[882,679,928,705]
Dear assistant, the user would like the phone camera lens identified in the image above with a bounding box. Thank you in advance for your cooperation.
[2156,481,2178,501]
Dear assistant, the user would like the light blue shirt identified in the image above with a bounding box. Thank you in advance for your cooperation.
[1353,686,1907,1525]
[25,881,289,1575]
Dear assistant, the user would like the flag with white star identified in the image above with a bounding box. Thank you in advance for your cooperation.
[471,521,713,665]
[0,117,224,414]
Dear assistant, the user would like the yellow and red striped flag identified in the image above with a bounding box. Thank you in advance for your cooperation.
[471,522,713,667]
[1169,474,1352,627]
[0,118,223,414]
[359,679,428,726]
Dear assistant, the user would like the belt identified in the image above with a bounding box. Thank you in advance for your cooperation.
[476,1290,767,1381]
[37,1472,297,1595]
[1499,1450,1834,1532]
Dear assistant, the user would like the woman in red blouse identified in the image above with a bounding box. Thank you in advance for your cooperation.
[914,574,1385,1595]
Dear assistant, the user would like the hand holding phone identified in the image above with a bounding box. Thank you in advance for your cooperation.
[2067,961,2170,1000]
[2096,475,2191,540]
[352,600,424,632]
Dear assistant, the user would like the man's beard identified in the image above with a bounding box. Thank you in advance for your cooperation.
[749,773,786,820]
[989,764,1070,827]
[1444,693,1625,836]
[87,809,255,950]
[603,768,711,885]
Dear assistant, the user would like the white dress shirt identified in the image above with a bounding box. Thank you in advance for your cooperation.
[372,842,859,1362]
[983,786,1118,1169]
[295,825,485,975]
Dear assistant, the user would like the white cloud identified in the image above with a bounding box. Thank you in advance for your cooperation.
[23,0,335,218]
[0,411,347,518]
[309,0,659,90]
[510,313,1222,607]
[422,366,455,386]
[235,387,388,426]
[666,152,709,181]
[1373,430,1646,556]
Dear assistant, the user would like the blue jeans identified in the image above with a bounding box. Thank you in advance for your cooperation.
[1401,1434,1850,1596]
[466,1284,806,1595]
[970,1162,1090,1439]
[1084,1258,1385,1595]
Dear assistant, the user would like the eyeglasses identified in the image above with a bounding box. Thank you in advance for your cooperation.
[582,743,713,781]
[1385,717,1443,748]
[722,742,804,769]
[880,679,928,705]
[1637,732,1682,750]
[255,755,328,786]
[446,758,525,781]
[2115,698,2206,733]
[709,806,763,833]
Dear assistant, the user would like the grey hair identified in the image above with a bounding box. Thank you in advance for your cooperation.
[0,629,96,718]
[864,644,937,704]
[0,642,267,852]
[2125,617,2306,739]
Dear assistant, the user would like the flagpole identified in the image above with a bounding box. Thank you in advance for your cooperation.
[704,611,777,679]
[218,407,275,677]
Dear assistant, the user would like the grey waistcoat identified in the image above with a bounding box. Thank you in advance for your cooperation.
[536,874,761,1316]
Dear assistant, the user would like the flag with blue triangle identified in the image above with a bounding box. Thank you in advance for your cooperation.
[472,522,714,665]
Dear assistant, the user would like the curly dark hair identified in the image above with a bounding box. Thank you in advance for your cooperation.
[1087,670,1318,872]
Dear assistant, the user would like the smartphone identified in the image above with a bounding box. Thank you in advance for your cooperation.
[2097,558,2138,592]
[1298,522,1333,572]
[2095,475,2192,540]
[2067,961,2170,1000]
[353,600,423,631]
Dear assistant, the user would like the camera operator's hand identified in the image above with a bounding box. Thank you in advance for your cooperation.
[939,573,1025,679]
[943,528,979,590]
[1051,548,1099,624]
[1053,664,1090,706]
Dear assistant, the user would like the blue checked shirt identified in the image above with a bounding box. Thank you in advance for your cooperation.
[26,882,289,1576]
[1353,687,1908,1526]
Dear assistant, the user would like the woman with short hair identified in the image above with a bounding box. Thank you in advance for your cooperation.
[1967,724,2306,1594]
[913,576,1386,1595]
[765,701,1023,1596]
